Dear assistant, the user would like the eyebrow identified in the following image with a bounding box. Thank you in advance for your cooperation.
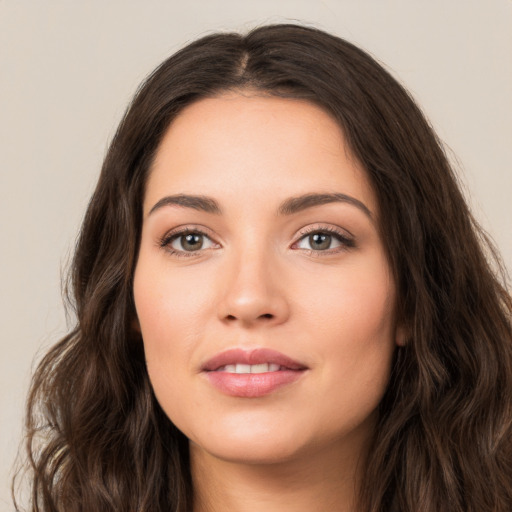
[149,194,222,215]
[277,193,372,218]
[148,192,372,219]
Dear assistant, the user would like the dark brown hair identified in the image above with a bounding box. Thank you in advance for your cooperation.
[14,24,512,512]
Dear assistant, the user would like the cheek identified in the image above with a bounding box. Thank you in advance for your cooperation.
[298,257,396,411]
[133,259,213,353]
[133,266,197,402]
[133,253,230,427]
[133,263,205,424]
[300,255,396,345]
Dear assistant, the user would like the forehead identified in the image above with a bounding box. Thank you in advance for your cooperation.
[145,94,377,217]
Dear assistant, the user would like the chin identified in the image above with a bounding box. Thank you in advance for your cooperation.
[191,436,307,466]
[186,417,314,465]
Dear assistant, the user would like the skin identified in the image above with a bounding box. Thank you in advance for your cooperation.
[133,94,404,511]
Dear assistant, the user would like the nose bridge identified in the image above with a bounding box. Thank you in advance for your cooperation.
[217,239,289,325]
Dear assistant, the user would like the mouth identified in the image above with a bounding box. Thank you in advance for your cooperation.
[213,363,283,373]
[201,347,307,372]
[201,348,308,398]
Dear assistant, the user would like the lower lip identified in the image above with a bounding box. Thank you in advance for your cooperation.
[204,370,305,398]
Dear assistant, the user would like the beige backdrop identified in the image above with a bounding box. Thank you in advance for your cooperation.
[1,1,511,507]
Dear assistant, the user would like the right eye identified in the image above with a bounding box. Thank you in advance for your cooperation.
[161,229,218,256]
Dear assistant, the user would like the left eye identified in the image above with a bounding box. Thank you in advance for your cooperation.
[295,231,346,251]
[169,232,216,252]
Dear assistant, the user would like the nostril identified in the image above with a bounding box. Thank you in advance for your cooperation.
[224,313,274,322]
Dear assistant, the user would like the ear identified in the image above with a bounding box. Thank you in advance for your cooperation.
[131,317,141,334]
[395,323,408,347]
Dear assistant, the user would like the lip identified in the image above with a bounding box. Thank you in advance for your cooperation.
[201,348,307,372]
[201,348,308,398]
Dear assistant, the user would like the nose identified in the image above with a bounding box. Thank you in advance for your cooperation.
[216,249,290,327]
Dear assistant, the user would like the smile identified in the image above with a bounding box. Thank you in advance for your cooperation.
[201,348,308,398]
[215,363,282,373]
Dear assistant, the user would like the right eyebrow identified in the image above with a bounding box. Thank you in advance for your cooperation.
[148,194,222,216]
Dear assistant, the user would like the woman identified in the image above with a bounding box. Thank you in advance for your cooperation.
[15,24,512,512]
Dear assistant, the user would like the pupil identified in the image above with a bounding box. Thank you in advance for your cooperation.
[310,233,331,250]
[183,233,203,251]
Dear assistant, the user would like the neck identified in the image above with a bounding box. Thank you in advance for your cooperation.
[190,438,368,512]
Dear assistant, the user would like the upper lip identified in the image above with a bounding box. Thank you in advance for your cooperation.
[201,348,308,372]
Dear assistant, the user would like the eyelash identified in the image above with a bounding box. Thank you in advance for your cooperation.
[293,226,355,256]
[159,227,217,258]
[159,225,355,258]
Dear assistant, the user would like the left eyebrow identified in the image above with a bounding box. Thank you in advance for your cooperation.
[277,193,373,219]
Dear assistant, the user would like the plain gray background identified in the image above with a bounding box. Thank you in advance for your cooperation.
[1,1,511,507]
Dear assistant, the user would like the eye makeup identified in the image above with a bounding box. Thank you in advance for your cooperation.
[158,222,356,259]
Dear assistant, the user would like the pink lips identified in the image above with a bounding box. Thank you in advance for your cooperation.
[201,348,308,398]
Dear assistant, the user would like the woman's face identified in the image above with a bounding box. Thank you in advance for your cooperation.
[133,94,403,465]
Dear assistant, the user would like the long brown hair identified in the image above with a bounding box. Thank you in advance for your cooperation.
[14,24,512,512]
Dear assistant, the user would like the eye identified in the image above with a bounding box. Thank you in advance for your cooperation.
[294,228,355,253]
[160,229,218,256]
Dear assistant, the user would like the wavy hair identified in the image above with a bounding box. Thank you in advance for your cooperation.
[14,24,512,512]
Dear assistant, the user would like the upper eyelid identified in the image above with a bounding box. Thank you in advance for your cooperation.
[294,223,354,240]
[160,224,218,243]
[291,224,356,252]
